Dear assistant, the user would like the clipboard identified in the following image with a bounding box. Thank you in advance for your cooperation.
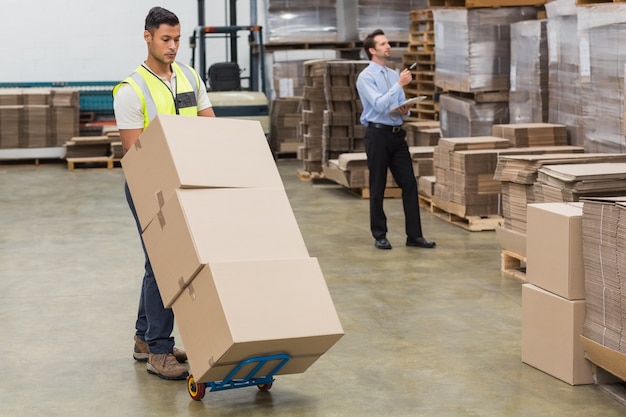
[390,96,427,113]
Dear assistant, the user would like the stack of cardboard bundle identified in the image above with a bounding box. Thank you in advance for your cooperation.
[492,123,567,147]
[536,163,626,202]
[122,115,343,384]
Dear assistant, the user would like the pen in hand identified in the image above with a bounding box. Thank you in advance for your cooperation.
[408,63,417,70]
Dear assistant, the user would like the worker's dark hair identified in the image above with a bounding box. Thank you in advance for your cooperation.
[145,7,179,33]
[363,29,385,60]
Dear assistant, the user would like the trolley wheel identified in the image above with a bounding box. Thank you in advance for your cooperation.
[187,374,206,401]
[257,382,273,392]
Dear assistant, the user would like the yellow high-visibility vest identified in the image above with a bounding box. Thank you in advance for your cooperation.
[113,62,201,129]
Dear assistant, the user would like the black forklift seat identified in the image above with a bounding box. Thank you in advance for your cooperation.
[207,62,241,91]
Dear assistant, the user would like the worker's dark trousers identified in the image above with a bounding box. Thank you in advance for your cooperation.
[364,126,424,241]
[125,182,175,354]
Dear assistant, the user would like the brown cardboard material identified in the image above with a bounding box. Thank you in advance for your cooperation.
[142,188,310,307]
[121,114,283,231]
[526,202,584,300]
[495,225,526,257]
[521,284,593,385]
[172,258,344,383]
[580,335,626,382]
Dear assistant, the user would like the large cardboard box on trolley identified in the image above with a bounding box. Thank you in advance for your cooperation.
[172,258,345,383]
[121,114,283,231]
[142,187,310,307]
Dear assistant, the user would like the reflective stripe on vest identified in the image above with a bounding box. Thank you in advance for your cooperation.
[113,62,201,129]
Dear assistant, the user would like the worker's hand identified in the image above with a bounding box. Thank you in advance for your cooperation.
[395,104,411,115]
[398,68,412,87]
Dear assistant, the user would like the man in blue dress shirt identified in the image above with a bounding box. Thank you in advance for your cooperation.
[356,29,436,250]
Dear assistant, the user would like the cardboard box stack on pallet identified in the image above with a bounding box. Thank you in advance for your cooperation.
[122,114,344,384]
[0,88,79,150]
[298,59,368,175]
[433,7,538,137]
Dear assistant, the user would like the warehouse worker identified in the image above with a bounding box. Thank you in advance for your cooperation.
[356,29,435,250]
[113,6,215,381]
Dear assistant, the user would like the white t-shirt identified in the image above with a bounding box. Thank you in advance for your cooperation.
[113,64,212,130]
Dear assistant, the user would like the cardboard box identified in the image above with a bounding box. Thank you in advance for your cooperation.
[172,258,344,383]
[121,114,283,231]
[526,202,584,300]
[522,284,593,385]
[495,225,526,257]
[143,188,310,307]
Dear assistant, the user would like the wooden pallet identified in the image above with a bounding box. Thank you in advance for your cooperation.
[66,156,119,171]
[296,168,325,181]
[501,250,527,281]
[427,197,503,231]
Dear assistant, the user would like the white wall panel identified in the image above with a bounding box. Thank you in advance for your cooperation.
[2,0,254,83]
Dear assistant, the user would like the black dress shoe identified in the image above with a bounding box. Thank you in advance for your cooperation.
[375,238,392,250]
[406,237,436,248]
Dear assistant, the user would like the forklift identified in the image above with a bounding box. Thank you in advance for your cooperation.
[190,0,270,135]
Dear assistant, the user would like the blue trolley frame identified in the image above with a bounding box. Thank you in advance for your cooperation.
[188,353,290,400]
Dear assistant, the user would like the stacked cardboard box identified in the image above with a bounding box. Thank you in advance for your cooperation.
[433,136,509,216]
[433,7,537,137]
[492,123,567,147]
[577,4,626,153]
[509,20,549,124]
[122,115,343,384]
[0,88,80,150]
[438,93,509,137]
[523,202,593,385]
[22,89,51,148]
[270,97,302,154]
[50,90,80,147]
[545,0,584,147]
[299,60,367,173]
[0,89,22,149]
[403,120,441,146]
[434,7,537,93]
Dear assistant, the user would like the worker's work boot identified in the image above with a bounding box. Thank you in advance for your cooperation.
[134,335,188,363]
[146,353,189,380]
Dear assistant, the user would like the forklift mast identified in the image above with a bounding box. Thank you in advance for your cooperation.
[192,0,265,94]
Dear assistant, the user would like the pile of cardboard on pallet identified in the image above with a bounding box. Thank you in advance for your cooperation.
[580,197,626,383]
[0,88,79,149]
[298,59,368,174]
[433,7,538,137]
[324,146,434,192]
[404,120,441,146]
[535,163,626,202]
[122,114,343,383]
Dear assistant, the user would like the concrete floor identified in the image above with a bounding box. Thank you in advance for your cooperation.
[0,158,625,417]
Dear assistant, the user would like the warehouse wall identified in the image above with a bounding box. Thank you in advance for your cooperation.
[2,0,255,83]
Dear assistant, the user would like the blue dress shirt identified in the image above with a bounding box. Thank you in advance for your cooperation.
[356,61,408,127]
